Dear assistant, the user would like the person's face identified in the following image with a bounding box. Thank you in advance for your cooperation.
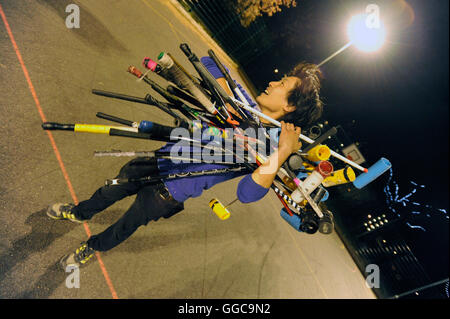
[256,76,300,117]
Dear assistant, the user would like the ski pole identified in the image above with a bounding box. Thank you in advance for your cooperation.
[157,52,218,115]
[179,43,250,125]
[91,88,187,126]
[126,66,191,123]
[207,48,254,122]
[96,112,138,127]
[166,84,205,110]
[105,165,250,185]
[231,97,368,173]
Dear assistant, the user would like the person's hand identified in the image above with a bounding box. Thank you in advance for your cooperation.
[278,121,302,156]
[251,121,302,186]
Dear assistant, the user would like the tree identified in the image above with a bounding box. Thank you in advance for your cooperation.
[236,0,297,27]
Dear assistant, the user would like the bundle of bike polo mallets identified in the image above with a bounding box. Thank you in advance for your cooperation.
[42,43,392,236]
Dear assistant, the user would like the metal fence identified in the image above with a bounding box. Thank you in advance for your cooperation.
[177,0,273,67]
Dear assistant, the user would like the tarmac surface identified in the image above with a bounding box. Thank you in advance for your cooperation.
[0,0,375,299]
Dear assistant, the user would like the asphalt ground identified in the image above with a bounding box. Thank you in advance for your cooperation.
[0,0,375,299]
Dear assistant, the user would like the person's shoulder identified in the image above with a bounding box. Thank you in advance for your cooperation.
[200,56,214,65]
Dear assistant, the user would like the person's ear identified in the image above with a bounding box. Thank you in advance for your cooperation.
[283,104,296,114]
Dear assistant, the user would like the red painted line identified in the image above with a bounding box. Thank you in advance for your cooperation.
[0,4,118,299]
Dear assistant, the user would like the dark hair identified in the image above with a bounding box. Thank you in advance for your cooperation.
[279,62,324,129]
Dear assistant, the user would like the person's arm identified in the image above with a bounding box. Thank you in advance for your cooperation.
[236,122,302,203]
[251,121,302,188]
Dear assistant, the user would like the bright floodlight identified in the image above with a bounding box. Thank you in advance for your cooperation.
[347,13,386,52]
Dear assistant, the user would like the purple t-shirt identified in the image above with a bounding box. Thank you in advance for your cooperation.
[158,57,269,203]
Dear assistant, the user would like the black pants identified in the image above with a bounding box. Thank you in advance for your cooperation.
[71,157,184,252]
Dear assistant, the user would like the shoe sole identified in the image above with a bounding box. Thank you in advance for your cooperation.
[46,206,83,224]
[60,253,95,271]
[59,254,77,271]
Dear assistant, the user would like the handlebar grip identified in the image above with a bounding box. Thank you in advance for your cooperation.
[127,66,143,78]
[109,128,170,142]
[138,121,174,137]
[179,43,195,60]
[142,57,158,71]
[92,89,148,105]
[96,112,135,127]
[109,128,152,139]
[42,122,75,131]
[166,85,203,109]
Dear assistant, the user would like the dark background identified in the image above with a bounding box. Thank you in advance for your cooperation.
[247,0,449,208]
[180,0,449,298]
[254,0,449,298]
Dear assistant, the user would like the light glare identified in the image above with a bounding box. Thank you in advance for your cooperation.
[347,14,386,52]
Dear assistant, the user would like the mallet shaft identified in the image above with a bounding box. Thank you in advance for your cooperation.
[233,98,367,173]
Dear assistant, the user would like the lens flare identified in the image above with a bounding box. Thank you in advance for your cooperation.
[347,13,387,52]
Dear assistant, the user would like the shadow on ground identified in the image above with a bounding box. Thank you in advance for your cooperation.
[0,208,79,298]
[15,260,69,298]
[0,204,226,298]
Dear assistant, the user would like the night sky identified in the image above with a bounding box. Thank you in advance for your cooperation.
[243,0,449,213]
